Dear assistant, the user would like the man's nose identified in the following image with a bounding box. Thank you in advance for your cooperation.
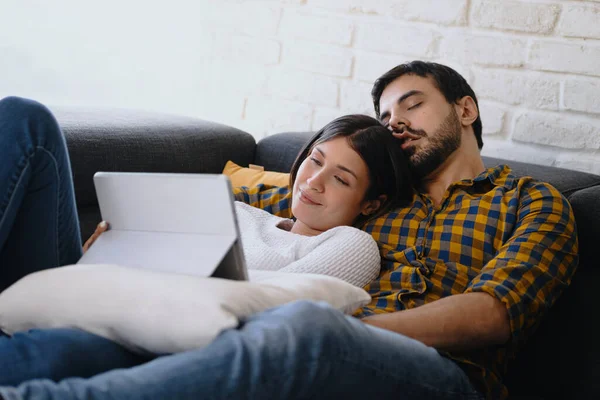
[389,114,410,133]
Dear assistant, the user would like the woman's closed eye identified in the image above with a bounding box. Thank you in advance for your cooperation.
[335,176,349,186]
[310,157,322,166]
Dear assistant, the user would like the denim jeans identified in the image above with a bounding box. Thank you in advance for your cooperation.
[0,96,82,292]
[0,97,483,400]
[0,301,483,400]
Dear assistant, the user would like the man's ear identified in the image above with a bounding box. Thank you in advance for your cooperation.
[456,96,479,128]
[361,195,387,216]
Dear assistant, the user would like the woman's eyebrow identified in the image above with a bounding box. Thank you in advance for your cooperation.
[315,146,357,179]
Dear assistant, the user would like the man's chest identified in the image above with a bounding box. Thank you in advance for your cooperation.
[366,188,519,271]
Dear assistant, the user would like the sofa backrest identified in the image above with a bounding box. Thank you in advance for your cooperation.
[256,131,600,400]
[55,107,257,239]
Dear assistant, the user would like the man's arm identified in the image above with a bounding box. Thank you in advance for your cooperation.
[362,181,578,353]
[361,292,510,352]
[233,184,293,218]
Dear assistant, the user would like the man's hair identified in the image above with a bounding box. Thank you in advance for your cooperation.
[289,114,414,227]
[371,61,483,149]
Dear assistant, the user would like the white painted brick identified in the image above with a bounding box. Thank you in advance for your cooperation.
[308,0,469,25]
[280,10,353,46]
[481,138,558,167]
[312,107,344,130]
[472,68,560,110]
[564,77,600,115]
[215,35,281,65]
[558,4,600,39]
[528,40,600,77]
[201,2,281,36]
[478,101,506,135]
[340,81,376,115]
[554,153,600,175]
[354,52,412,83]
[389,0,469,26]
[471,0,560,34]
[244,96,313,137]
[282,40,353,77]
[355,23,439,57]
[206,60,268,96]
[440,33,527,67]
[266,68,339,107]
[513,112,600,150]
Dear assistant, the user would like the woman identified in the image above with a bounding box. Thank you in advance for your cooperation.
[83,113,413,287]
[0,96,412,390]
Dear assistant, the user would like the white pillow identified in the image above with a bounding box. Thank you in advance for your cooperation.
[0,265,370,355]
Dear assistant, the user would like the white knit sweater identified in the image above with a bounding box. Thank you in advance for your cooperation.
[235,202,381,288]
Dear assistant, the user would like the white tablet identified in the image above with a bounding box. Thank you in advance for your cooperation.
[77,172,248,281]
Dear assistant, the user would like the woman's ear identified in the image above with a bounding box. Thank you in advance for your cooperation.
[456,96,478,127]
[361,195,387,216]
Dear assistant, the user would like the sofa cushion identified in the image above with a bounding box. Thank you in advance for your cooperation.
[52,107,257,209]
[222,160,290,188]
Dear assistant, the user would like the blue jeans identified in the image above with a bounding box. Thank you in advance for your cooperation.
[0,97,483,400]
[0,96,82,292]
[0,301,483,400]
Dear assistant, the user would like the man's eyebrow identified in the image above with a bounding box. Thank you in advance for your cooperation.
[379,90,425,121]
[314,147,358,179]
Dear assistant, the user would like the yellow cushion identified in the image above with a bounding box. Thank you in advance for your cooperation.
[222,160,290,188]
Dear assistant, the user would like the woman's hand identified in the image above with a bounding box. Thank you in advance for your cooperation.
[83,221,109,253]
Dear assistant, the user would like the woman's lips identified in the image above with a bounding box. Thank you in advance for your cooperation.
[299,190,321,205]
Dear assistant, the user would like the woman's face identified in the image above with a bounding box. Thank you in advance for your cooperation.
[292,136,377,233]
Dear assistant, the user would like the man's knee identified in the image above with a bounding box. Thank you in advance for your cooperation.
[0,96,52,120]
[0,96,62,146]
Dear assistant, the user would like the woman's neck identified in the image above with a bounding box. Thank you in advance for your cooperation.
[289,220,324,237]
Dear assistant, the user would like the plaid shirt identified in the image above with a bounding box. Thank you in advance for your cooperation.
[234,165,579,399]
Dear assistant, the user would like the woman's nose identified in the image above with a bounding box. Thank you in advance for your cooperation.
[306,174,324,192]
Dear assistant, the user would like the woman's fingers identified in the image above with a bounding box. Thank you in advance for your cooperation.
[82,221,109,253]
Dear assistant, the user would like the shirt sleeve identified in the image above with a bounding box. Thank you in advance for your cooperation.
[233,184,294,218]
[464,180,579,344]
[278,228,381,288]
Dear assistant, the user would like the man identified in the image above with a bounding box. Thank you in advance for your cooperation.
[0,61,578,400]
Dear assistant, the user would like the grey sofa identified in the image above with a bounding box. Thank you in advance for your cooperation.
[53,107,600,400]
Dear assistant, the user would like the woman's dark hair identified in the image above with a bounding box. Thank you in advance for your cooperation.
[289,114,414,228]
[371,60,483,149]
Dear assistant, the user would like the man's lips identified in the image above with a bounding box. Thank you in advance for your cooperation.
[393,132,423,150]
[299,189,321,205]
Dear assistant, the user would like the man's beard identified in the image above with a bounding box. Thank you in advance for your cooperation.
[403,108,462,181]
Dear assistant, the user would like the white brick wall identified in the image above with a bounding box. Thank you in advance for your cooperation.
[3,0,600,174]
[197,0,600,174]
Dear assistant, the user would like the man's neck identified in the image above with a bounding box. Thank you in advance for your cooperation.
[420,145,486,207]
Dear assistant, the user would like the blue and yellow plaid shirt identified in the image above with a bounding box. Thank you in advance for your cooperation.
[234,165,579,399]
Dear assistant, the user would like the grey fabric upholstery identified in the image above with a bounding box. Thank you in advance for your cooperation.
[255,130,600,400]
[53,107,256,239]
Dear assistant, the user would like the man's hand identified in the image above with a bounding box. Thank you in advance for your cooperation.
[82,221,109,253]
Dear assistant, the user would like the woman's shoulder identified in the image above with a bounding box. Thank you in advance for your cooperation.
[321,225,378,247]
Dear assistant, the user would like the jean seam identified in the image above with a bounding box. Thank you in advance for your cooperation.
[0,146,61,268]
[36,146,61,267]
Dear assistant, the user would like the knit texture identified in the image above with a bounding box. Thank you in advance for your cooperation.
[235,202,380,288]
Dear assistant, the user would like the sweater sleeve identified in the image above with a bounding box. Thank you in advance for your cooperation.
[278,228,381,288]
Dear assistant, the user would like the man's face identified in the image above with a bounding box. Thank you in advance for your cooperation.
[378,74,462,180]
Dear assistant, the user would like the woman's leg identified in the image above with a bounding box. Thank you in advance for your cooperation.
[0,96,82,292]
[0,329,151,386]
